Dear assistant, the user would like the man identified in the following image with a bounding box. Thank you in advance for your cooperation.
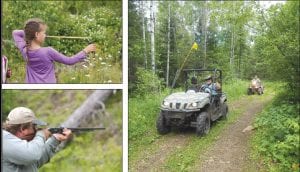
[188,76,200,92]
[200,75,221,95]
[254,75,262,85]
[2,107,72,172]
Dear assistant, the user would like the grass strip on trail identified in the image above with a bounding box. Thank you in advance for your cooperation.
[161,105,244,172]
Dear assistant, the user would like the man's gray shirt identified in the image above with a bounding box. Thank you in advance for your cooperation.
[2,130,60,172]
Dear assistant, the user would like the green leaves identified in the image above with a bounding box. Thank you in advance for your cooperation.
[253,102,299,171]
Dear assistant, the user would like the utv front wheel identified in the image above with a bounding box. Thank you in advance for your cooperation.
[196,112,210,136]
[156,113,170,134]
[247,89,252,95]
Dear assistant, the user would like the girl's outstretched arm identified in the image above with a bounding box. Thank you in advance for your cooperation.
[48,47,87,65]
[48,44,96,65]
[12,30,27,60]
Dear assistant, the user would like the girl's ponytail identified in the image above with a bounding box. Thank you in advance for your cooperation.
[24,18,46,62]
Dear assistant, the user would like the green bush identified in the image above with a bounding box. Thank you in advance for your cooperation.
[223,78,249,101]
[128,89,170,140]
[253,102,299,172]
[133,68,164,97]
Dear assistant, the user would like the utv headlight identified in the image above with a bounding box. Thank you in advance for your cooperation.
[191,102,197,107]
[163,101,170,106]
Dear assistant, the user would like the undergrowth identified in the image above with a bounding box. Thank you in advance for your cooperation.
[251,86,299,172]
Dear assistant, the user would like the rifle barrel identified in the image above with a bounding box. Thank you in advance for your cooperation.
[46,36,91,40]
[68,127,105,131]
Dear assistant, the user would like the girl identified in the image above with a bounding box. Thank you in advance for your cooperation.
[13,18,96,83]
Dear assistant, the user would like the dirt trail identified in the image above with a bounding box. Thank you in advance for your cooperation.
[131,133,193,172]
[194,95,273,172]
[130,95,273,172]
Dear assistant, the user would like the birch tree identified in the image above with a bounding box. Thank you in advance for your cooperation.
[150,0,156,72]
[140,1,148,69]
[166,2,171,87]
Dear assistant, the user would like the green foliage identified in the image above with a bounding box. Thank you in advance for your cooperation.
[40,134,122,172]
[252,1,299,96]
[2,1,122,83]
[223,78,249,101]
[253,95,299,171]
[128,88,170,164]
[1,90,91,125]
[129,1,299,101]
[129,89,168,140]
[133,68,163,97]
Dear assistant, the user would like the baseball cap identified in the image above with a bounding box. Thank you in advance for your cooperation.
[6,107,47,126]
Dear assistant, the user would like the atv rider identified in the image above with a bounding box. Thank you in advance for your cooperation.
[252,75,261,85]
[200,75,221,95]
[188,76,201,92]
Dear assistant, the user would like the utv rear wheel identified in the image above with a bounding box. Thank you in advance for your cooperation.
[156,113,170,134]
[196,112,210,136]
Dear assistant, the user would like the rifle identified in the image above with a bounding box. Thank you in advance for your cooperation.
[48,127,105,134]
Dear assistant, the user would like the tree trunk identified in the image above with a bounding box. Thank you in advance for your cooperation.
[230,26,235,72]
[57,90,113,150]
[141,1,147,69]
[61,90,112,127]
[203,1,207,68]
[230,2,236,76]
[150,0,156,73]
[166,2,171,87]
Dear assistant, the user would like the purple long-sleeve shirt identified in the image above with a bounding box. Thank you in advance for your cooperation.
[12,30,86,83]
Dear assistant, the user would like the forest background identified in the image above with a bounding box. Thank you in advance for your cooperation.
[128,1,299,171]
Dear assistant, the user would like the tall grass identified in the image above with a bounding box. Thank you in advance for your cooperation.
[6,52,122,84]
[223,78,249,101]
[129,91,169,159]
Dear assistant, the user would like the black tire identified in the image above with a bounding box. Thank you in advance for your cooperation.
[196,112,210,136]
[221,103,229,120]
[258,88,263,95]
[156,112,170,135]
[247,89,252,95]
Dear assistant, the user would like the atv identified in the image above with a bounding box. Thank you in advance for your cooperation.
[156,69,228,136]
[247,79,264,95]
